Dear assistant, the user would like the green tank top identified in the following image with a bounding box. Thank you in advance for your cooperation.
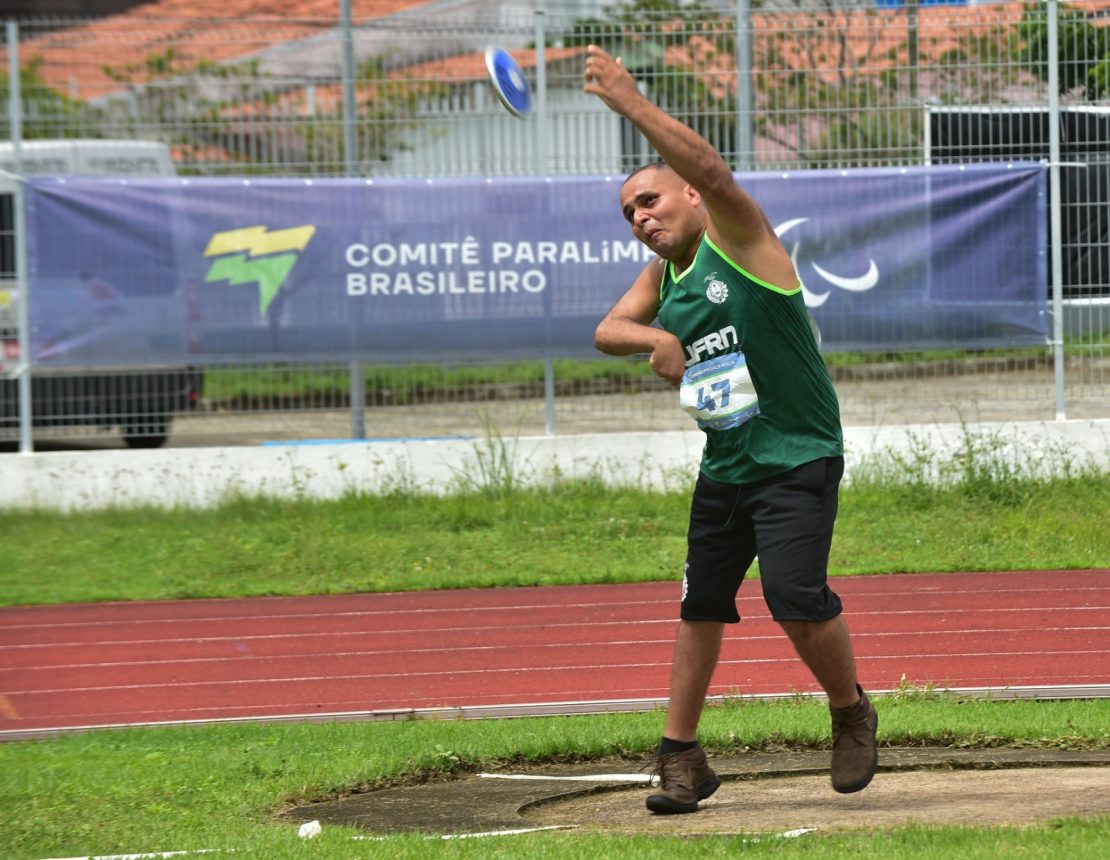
[657,233,843,484]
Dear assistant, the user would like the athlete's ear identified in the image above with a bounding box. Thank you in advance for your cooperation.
[683,184,702,207]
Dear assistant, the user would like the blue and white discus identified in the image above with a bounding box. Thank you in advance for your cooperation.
[485,46,532,118]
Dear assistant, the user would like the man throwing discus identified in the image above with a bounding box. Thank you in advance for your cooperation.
[584,44,878,814]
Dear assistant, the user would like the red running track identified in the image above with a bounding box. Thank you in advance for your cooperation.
[2,570,1109,738]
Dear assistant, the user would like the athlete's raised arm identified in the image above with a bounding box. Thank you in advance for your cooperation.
[584,43,795,290]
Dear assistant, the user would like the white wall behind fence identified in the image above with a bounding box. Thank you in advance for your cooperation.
[2,420,1108,512]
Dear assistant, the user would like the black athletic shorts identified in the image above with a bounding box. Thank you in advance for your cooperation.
[680,456,844,623]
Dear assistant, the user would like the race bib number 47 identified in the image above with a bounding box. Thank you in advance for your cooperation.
[679,351,760,431]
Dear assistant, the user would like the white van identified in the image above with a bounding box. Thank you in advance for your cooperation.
[0,138,176,178]
[0,139,201,449]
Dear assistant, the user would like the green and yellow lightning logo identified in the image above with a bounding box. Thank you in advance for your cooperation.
[204,225,316,314]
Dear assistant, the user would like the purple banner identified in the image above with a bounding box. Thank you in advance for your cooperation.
[25,163,1046,367]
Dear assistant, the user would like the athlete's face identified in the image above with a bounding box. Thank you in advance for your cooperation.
[620,167,705,265]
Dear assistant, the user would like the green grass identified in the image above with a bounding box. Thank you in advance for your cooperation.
[194,346,1084,403]
[3,428,1108,856]
[821,345,1051,367]
[2,696,1108,860]
[1,471,1107,605]
[292,824,1110,859]
[199,358,662,405]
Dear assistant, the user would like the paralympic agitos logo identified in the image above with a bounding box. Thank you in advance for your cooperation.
[775,218,880,308]
[204,225,317,314]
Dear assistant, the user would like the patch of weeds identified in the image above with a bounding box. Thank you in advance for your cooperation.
[851,422,1105,511]
[431,745,463,768]
[888,675,946,703]
[448,414,531,499]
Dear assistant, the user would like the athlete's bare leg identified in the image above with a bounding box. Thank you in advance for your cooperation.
[779,615,860,707]
[662,620,724,741]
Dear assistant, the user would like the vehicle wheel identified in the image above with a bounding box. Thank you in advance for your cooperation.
[123,433,169,449]
[123,419,171,449]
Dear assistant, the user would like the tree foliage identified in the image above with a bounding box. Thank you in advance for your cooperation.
[565,0,1049,168]
[301,57,446,174]
[101,49,437,175]
[0,57,99,140]
[565,0,739,164]
[1014,0,1110,100]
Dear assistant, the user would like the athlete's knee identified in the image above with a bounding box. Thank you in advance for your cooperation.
[762,580,842,622]
[680,594,741,624]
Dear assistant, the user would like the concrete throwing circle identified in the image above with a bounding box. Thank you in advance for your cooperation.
[285,748,1110,838]
[522,766,1110,834]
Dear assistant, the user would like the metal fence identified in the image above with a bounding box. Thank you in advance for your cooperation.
[1,0,1108,450]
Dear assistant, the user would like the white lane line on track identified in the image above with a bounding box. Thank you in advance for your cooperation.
[4,602,1108,644]
[7,648,1110,696]
[4,625,1108,670]
[12,675,1110,728]
[6,614,1104,651]
[0,619,678,649]
[8,684,1110,742]
[0,640,679,671]
[3,579,1107,630]
[0,598,680,630]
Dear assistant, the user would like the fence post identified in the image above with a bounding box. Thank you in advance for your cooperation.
[339,0,367,437]
[7,19,32,454]
[1046,0,1066,420]
[536,6,555,435]
[735,0,753,171]
[349,361,366,439]
[534,7,548,176]
[907,0,919,104]
[340,0,357,175]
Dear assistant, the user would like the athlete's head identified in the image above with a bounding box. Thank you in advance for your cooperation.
[619,162,707,264]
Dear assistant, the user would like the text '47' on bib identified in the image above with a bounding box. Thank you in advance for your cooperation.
[679,351,760,431]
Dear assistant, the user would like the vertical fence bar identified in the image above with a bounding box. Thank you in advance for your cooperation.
[536,7,555,436]
[7,19,32,454]
[13,177,29,454]
[340,0,357,176]
[543,361,556,435]
[1047,0,1066,420]
[349,360,366,439]
[735,0,753,171]
[907,0,919,104]
[534,8,549,176]
[340,0,367,437]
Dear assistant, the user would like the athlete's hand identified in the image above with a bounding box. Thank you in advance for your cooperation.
[650,334,686,387]
[583,44,642,115]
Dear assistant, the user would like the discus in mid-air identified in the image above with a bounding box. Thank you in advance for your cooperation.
[484,46,532,118]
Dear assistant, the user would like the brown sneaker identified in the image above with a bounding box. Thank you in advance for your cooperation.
[645,744,721,814]
[829,684,879,793]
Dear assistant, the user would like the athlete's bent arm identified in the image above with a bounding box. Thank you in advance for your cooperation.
[595,259,685,386]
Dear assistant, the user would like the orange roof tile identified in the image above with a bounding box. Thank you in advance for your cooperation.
[7,2,1110,107]
[7,0,432,100]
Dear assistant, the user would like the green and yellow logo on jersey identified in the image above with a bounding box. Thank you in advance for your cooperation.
[204,225,316,314]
